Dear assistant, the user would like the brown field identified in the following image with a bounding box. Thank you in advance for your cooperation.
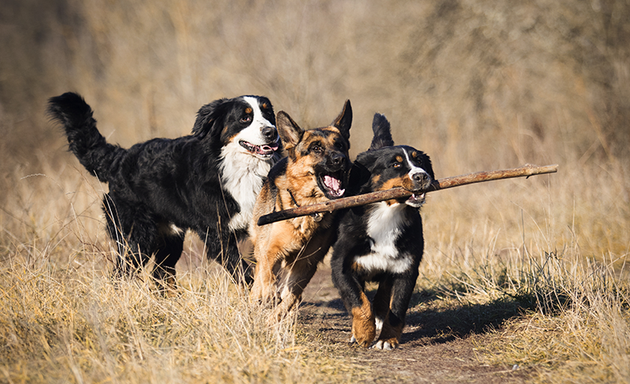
[1,1,629,383]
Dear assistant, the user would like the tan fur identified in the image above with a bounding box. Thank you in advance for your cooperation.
[249,172,336,311]
[380,175,411,191]
[351,291,376,347]
[379,176,413,205]
[250,101,352,320]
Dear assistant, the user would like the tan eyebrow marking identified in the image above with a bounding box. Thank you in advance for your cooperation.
[245,107,253,114]
[396,155,403,163]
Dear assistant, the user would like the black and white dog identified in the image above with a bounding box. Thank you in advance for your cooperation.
[331,113,434,349]
[48,92,281,289]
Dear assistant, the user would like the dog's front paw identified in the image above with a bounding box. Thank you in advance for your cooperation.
[371,321,403,350]
[350,313,376,347]
[371,338,399,350]
[249,280,273,305]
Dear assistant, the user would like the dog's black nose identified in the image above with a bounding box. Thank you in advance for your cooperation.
[329,152,345,168]
[262,126,277,142]
[412,171,430,187]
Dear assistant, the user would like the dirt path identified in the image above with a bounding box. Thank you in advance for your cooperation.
[299,266,532,383]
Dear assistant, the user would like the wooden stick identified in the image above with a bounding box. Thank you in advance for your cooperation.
[257,163,558,226]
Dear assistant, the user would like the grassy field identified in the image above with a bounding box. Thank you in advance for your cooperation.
[1,0,629,382]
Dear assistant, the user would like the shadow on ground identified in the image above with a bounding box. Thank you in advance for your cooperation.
[299,267,533,383]
[305,278,533,345]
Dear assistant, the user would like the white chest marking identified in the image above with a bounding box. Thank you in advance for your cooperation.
[220,97,275,232]
[220,143,273,232]
[354,202,413,274]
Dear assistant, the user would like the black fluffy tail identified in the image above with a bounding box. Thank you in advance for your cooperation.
[47,92,124,182]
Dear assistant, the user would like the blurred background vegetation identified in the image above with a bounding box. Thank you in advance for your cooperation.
[1,0,629,259]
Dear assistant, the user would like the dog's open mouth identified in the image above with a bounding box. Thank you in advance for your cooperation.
[405,192,426,208]
[318,173,346,199]
[240,140,279,157]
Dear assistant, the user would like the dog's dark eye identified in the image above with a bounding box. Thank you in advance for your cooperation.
[240,116,252,124]
[392,155,404,169]
[310,142,323,154]
[335,141,346,151]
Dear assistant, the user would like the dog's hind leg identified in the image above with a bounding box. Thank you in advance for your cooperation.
[103,194,155,279]
[152,228,185,296]
[372,276,394,334]
[202,228,253,286]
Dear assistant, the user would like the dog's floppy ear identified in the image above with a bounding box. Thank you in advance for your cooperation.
[368,113,394,151]
[276,111,304,150]
[348,162,371,194]
[192,98,228,138]
[331,100,352,140]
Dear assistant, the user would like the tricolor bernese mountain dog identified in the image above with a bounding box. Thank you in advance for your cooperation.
[331,113,434,349]
[47,92,281,290]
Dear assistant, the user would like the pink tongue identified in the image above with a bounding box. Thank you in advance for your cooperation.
[324,175,345,197]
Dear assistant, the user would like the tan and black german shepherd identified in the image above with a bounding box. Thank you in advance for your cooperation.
[250,101,352,319]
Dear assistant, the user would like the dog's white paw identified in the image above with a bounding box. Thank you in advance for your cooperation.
[371,340,395,350]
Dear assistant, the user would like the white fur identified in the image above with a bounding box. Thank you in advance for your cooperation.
[375,317,384,332]
[168,223,184,236]
[354,201,413,274]
[220,97,276,231]
[236,97,276,151]
[158,222,185,237]
[402,148,429,182]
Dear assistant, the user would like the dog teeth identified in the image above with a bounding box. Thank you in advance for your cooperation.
[240,141,278,155]
[259,144,279,154]
[411,193,425,201]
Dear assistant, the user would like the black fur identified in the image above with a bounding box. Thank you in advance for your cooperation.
[331,113,434,349]
[48,92,280,287]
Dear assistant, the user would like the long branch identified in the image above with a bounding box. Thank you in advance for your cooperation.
[257,163,558,226]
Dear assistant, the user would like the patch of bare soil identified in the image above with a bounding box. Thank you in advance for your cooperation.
[298,266,533,383]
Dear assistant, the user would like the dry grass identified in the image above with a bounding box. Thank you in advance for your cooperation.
[418,178,630,382]
[467,251,630,383]
[0,166,366,383]
[0,256,363,383]
[1,0,630,383]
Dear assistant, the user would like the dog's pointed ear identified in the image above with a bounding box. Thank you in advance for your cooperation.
[276,111,304,149]
[331,100,352,140]
[368,113,394,151]
[192,98,228,138]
